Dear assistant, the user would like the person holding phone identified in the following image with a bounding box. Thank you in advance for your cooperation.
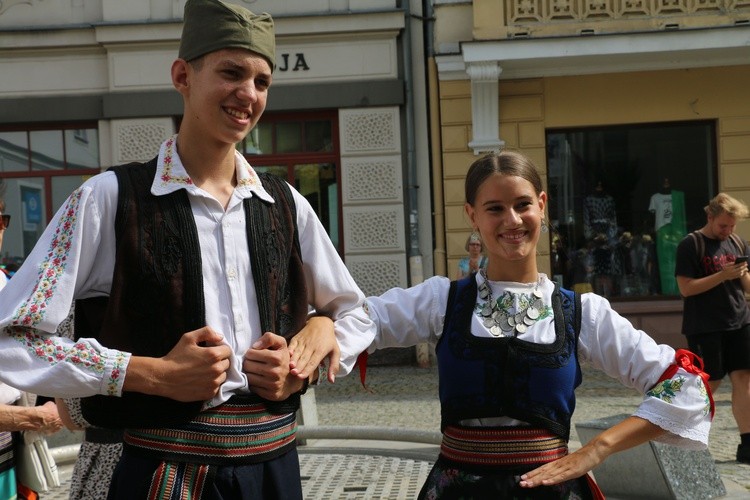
[675,192,750,464]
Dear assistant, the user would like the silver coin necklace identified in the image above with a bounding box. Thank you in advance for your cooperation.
[478,270,545,337]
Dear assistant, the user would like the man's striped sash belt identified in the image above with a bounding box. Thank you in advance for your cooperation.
[123,397,297,466]
[441,426,568,466]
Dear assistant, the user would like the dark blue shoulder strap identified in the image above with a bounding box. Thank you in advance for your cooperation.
[558,286,582,342]
[442,274,476,338]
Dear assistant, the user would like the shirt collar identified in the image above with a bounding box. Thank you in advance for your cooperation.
[150,134,275,203]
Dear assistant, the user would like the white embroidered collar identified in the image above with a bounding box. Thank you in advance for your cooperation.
[150,135,274,203]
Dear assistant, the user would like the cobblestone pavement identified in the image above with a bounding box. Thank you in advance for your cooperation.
[313,363,750,497]
[41,362,750,499]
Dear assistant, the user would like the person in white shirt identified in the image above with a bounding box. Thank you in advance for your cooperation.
[0,1,373,498]
[363,150,713,498]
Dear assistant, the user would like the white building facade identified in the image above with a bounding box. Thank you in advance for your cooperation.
[0,0,434,301]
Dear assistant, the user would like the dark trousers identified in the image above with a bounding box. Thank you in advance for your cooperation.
[107,447,303,500]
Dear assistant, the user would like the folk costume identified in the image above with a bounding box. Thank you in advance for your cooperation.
[0,136,373,499]
[365,273,713,499]
[94,148,307,498]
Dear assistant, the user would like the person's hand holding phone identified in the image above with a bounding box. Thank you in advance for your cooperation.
[720,255,748,281]
[735,255,748,278]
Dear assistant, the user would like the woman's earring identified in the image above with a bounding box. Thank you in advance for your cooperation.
[470,230,481,241]
[541,219,549,233]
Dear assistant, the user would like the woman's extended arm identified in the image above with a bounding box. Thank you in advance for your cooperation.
[519,416,663,488]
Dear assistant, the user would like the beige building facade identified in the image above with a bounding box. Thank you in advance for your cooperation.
[431,0,750,347]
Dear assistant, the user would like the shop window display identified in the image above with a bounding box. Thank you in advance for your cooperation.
[546,121,716,299]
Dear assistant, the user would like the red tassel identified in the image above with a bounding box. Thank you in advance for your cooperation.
[356,351,369,390]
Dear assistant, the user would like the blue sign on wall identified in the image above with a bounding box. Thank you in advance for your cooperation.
[21,185,42,224]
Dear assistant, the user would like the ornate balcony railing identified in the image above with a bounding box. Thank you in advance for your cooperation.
[503,0,750,37]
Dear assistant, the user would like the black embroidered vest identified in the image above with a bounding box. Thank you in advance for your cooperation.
[436,276,582,440]
[77,158,307,428]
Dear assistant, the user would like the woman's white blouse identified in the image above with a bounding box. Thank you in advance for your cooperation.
[366,273,711,450]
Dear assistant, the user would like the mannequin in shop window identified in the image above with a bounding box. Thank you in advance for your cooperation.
[612,231,637,296]
[569,240,594,294]
[649,178,686,295]
[630,234,658,295]
[591,232,614,297]
[649,178,674,233]
[551,233,570,288]
[583,180,617,244]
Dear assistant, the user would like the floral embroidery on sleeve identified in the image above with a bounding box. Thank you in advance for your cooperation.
[651,350,714,418]
[106,351,128,396]
[697,378,711,416]
[646,375,686,404]
[11,188,82,328]
[10,327,105,370]
[8,327,127,396]
[3,190,127,396]
[646,374,712,417]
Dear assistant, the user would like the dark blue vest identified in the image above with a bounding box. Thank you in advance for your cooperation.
[436,276,581,440]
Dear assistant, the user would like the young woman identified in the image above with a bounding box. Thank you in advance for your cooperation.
[363,151,713,499]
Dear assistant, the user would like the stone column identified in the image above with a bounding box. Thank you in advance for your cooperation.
[466,61,504,155]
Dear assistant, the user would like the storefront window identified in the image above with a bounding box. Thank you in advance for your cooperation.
[546,121,716,299]
[30,130,65,171]
[238,112,341,252]
[294,163,338,248]
[0,124,99,268]
[276,122,303,153]
[0,132,29,172]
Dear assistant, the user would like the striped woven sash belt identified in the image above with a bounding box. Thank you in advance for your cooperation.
[0,431,13,474]
[123,396,297,466]
[441,426,568,467]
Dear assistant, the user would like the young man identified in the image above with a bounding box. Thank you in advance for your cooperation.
[0,1,374,497]
[675,192,750,464]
